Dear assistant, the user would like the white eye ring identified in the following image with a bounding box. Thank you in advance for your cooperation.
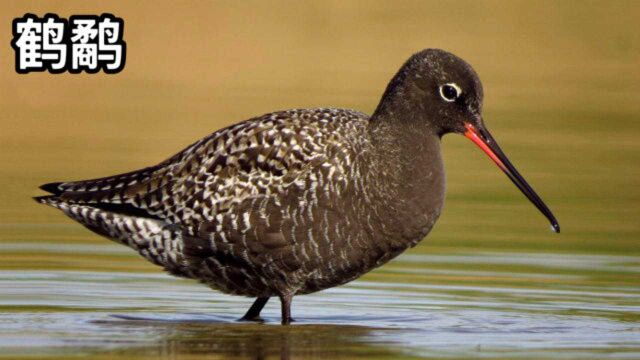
[439,82,462,102]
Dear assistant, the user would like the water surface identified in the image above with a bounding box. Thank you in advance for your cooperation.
[1,239,639,359]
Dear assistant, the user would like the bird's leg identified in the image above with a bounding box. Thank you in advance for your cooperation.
[279,293,293,325]
[240,297,270,321]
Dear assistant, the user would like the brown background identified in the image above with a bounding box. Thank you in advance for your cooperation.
[0,1,638,253]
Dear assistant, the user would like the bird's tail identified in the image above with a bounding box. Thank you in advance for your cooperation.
[34,182,191,278]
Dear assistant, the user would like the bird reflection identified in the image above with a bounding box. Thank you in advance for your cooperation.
[94,315,393,360]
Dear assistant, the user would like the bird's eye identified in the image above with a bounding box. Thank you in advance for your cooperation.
[439,83,461,102]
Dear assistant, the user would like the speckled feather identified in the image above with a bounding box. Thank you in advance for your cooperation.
[35,49,561,325]
[38,107,445,298]
[36,49,492,311]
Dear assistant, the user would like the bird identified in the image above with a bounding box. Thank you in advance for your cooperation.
[35,49,559,325]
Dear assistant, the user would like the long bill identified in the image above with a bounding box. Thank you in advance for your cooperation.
[464,123,560,233]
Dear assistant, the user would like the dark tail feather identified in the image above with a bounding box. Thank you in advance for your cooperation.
[35,164,163,196]
[39,182,64,195]
[35,166,167,219]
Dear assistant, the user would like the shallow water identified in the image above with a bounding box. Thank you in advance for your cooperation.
[1,1,640,359]
[1,238,639,359]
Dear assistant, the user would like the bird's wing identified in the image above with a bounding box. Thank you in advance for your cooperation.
[171,109,366,272]
[139,109,355,225]
[39,110,309,211]
[38,109,367,280]
[40,107,365,237]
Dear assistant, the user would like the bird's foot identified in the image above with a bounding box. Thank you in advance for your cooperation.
[238,315,265,323]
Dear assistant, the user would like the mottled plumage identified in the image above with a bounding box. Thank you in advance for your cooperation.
[37,49,559,324]
[38,108,443,295]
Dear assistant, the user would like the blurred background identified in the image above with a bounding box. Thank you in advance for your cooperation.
[0,1,638,359]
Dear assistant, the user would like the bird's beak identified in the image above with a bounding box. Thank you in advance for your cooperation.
[463,122,560,233]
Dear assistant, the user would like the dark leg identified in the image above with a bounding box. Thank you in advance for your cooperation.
[240,297,270,321]
[279,294,293,325]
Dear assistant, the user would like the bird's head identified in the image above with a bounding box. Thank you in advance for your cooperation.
[374,49,560,233]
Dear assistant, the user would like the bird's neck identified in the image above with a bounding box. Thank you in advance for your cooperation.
[365,113,446,245]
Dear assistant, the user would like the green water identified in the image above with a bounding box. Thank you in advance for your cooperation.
[1,1,639,359]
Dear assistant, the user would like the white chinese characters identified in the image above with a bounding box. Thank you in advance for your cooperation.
[42,16,67,71]
[11,13,126,74]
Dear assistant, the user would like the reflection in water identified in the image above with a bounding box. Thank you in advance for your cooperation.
[93,317,390,360]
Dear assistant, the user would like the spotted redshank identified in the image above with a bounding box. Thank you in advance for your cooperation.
[36,49,559,325]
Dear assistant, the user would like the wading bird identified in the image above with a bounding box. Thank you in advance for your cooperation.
[36,49,559,325]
